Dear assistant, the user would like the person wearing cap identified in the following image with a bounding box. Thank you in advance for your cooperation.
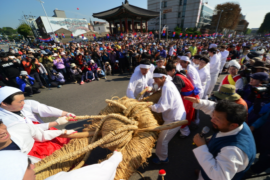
[53,53,67,79]
[150,67,187,164]
[179,56,203,98]
[188,42,197,56]
[16,71,40,96]
[89,60,99,81]
[219,60,244,90]
[70,63,84,84]
[126,59,154,99]
[251,60,269,74]
[183,97,255,180]
[0,86,76,130]
[241,72,269,108]
[0,150,122,180]
[207,48,221,95]
[0,53,21,88]
[219,45,229,73]
[229,45,239,59]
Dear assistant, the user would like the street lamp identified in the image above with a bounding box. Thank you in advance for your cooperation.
[36,0,55,38]
[215,10,223,38]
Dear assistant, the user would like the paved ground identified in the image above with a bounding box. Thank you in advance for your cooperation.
[26,73,269,180]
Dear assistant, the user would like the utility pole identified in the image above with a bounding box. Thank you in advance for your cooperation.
[159,0,162,40]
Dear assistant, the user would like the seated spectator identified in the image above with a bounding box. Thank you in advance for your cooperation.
[70,63,84,85]
[16,71,40,96]
[75,54,84,67]
[21,57,45,89]
[81,64,93,83]
[50,69,65,88]
[97,67,106,80]
[84,51,91,64]
[89,60,99,81]
[53,53,67,78]
[104,62,112,75]
[38,61,50,87]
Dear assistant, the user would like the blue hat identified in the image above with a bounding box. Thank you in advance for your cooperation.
[250,72,269,81]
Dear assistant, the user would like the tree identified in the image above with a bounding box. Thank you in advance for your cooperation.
[211,3,241,31]
[17,23,32,38]
[245,28,252,35]
[258,13,270,34]
[0,27,17,35]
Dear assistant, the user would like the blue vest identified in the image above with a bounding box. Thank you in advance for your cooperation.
[200,123,256,180]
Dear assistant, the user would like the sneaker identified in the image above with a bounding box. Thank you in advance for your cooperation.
[57,85,62,88]
[97,78,100,81]
[73,81,77,84]
[152,157,169,164]
[80,81,84,85]
[105,77,107,80]
[41,86,46,89]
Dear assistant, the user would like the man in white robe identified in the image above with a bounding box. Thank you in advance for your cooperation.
[127,59,154,99]
[219,45,229,73]
[196,56,211,99]
[0,150,122,180]
[179,56,203,98]
[150,67,187,164]
[0,86,76,129]
[207,48,221,95]
[0,119,76,163]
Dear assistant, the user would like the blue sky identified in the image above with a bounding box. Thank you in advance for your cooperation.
[0,0,269,29]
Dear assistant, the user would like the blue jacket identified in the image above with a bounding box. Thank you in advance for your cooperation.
[16,75,35,92]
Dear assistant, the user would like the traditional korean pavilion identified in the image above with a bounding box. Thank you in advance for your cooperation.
[93,0,159,34]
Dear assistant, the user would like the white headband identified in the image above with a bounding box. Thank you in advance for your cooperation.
[156,59,164,62]
[153,73,167,78]
[140,64,150,69]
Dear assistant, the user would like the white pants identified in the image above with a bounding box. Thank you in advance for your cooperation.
[219,60,227,73]
[207,73,219,95]
[156,121,189,160]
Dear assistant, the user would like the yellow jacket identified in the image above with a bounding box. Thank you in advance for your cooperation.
[188,46,197,56]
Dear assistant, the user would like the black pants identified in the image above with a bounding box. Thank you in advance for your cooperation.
[5,77,19,88]
[71,74,82,82]
[30,72,43,87]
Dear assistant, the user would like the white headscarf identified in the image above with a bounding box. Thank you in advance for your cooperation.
[0,86,22,103]
[0,151,28,179]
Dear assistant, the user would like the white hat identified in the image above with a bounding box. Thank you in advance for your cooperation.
[52,53,58,56]
[115,60,119,63]
[20,71,28,76]
[0,151,28,180]
[90,60,95,64]
[70,63,76,68]
[180,56,191,63]
[228,60,241,69]
[153,43,156,45]
[61,52,65,55]
[0,86,22,103]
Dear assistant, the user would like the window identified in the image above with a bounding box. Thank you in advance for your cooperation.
[179,0,182,6]
[182,11,185,17]
[163,1,167,8]
[163,14,167,19]
[183,0,187,5]
[177,24,180,27]
[181,19,184,29]
[178,12,181,18]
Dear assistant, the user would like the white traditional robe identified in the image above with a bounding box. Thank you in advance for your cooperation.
[176,63,183,71]
[207,54,221,94]
[219,50,229,73]
[196,66,211,99]
[45,151,122,180]
[0,100,63,129]
[7,123,63,163]
[192,100,249,180]
[126,69,154,99]
[134,64,155,75]
[185,64,203,98]
[151,78,187,160]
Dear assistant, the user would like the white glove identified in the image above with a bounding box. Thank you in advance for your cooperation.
[61,129,77,135]
[66,113,76,118]
[146,87,153,93]
[56,117,69,125]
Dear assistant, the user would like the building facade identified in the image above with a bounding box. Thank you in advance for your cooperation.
[197,3,214,28]
[148,0,214,31]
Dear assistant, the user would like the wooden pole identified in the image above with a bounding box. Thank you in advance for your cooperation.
[125,18,129,33]
[132,19,135,33]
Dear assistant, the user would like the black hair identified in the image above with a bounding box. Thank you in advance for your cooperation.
[200,56,210,63]
[166,62,176,72]
[209,48,217,54]
[220,45,226,49]
[0,119,2,125]
[215,100,247,126]
[156,56,164,60]
[154,67,167,75]
[140,59,151,65]
[27,158,32,169]
[2,92,24,105]
[194,54,202,60]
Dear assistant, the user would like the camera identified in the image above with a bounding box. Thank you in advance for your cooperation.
[22,75,27,79]
[253,83,270,94]
[208,94,221,102]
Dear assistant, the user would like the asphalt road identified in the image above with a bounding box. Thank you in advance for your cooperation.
[26,73,269,180]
